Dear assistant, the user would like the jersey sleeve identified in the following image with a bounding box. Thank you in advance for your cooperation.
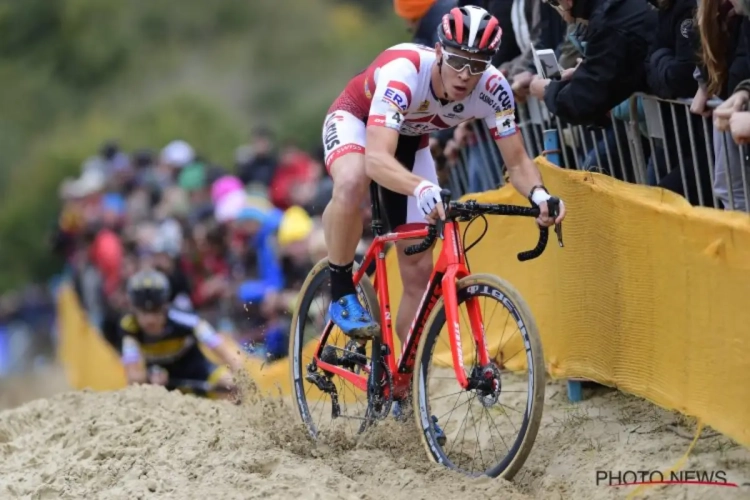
[121,335,142,365]
[366,59,419,133]
[480,70,519,141]
[118,314,142,364]
[193,319,223,349]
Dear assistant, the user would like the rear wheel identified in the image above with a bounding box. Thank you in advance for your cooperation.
[412,274,545,479]
[289,258,381,439]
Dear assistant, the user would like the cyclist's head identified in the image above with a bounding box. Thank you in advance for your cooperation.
[127,268,170,333]
[435,6,502,100]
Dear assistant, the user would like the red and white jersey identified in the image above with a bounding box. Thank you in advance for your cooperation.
[329,43,518,140]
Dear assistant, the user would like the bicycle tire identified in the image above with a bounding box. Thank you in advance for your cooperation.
[411,273,545,479]
[288,258,381,438]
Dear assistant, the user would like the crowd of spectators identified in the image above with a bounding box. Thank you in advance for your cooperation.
[50,130,339,362]
[2,0,750,375]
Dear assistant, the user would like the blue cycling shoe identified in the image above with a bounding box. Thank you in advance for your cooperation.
[328,294,381,339]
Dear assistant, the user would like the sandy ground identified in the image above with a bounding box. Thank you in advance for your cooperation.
[0,367,748,500]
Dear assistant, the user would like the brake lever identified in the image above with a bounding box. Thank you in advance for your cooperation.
[546,197,564,248]
[438,188,452,239]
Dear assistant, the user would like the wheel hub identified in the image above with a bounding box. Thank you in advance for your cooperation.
[471,363,502,407]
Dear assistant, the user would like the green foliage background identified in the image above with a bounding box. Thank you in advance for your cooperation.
[0,0,405,291]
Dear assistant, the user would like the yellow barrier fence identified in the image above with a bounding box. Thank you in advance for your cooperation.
[56,157,750,447]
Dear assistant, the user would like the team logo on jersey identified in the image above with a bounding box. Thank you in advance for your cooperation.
[497,115,516,138]
[381,80,410,112]
[364,79,372,99]
[453,103,464,113]
[417,100,430,112]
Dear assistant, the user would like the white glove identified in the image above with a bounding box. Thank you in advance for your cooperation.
[530,188,552,206]
[413,180,443,217]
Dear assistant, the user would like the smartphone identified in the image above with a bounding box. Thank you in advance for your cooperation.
[533,49,562,80]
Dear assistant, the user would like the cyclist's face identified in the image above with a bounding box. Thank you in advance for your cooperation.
[135,308,167,335]
[436,45,489,101]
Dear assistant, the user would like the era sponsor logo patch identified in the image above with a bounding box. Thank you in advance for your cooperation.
[382,80,410,112]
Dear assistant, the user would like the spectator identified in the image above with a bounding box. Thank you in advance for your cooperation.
[529,0,657,126]
[644,0,715,206]
[692,0,750,210]
[236,126,278,187]
[269,142,316,210]
[715,1,750,144]
[178,161,214,224]
[395,0,457,46]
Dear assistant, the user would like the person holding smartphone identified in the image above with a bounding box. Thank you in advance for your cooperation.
[528,0,657,126]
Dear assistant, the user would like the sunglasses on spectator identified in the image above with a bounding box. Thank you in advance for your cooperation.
[442,50,492,76]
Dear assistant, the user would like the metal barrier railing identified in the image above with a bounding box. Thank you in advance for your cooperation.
[444,94,750,213]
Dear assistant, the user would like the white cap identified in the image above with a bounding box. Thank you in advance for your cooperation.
[63,169,107,199]
[214,189,247,223]
[160,140,195,168]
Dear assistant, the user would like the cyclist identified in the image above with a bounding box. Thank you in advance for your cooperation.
[118,269,243,396]
[321,6,567,341]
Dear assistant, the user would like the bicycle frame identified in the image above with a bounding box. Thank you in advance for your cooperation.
[313,220,491,400]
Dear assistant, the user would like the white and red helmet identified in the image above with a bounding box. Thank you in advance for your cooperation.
[437,6,503,58]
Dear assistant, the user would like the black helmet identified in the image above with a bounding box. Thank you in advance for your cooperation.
[437,6,503,58]
[127,269,171,312]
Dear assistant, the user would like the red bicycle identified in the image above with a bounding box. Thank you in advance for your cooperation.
[289,185,563,479]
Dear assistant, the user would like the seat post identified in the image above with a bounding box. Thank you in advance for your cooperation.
[369,181,385,237]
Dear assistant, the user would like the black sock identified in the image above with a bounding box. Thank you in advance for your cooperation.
[329,262,356,302]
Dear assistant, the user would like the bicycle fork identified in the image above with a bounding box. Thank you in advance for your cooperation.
[442,271,492,390]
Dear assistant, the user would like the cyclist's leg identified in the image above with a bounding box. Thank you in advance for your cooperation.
[394,144,438,344]
[321,110,380,338]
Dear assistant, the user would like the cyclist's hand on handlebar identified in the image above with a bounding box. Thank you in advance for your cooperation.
[414,180,446,224]
[531,188,566,227]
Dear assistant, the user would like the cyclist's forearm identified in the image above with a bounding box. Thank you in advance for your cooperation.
[506,158,545,199]
[365,151,424,196]
[213,340,244,372]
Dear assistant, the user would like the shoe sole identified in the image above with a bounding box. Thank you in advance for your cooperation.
[343,323,382,340]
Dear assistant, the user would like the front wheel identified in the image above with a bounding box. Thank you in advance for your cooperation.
[412,273,545,479]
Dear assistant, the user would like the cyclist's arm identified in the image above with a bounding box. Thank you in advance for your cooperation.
[481,79,565,223]
[364,126,425,196]
[494,131,545,200]
[480,80,545,200]
[364,61,425,196]
[194,320,244,372]
[121,335,147,384]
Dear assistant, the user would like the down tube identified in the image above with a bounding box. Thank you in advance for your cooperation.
[441,271,470,389]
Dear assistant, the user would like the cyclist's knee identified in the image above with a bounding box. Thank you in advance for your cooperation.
[330,156,368,206]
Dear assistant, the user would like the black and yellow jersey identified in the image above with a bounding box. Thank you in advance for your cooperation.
[118,308,223,366]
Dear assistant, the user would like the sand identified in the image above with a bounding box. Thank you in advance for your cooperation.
[0,367,748,500]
